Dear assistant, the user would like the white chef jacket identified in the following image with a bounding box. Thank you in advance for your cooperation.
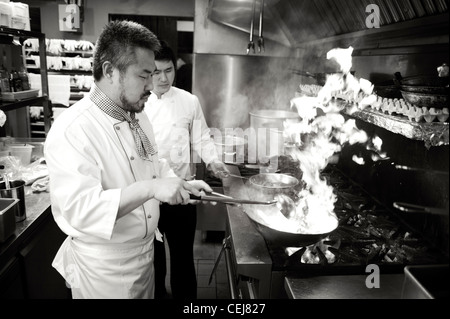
[44,84,176,298]
[145,86,219,180]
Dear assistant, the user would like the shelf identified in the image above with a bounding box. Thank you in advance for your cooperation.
[0,96,48,112]
[1,27,51,137]
[342,104,449,148]
[0,27,45,40]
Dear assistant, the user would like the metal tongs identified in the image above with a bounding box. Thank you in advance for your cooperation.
[190,191,277,206]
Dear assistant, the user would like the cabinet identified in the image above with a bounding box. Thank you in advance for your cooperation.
[0,27,51,138]
[0,200,71,299]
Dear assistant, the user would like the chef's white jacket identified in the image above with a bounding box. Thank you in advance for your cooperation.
[145,86,219,180]
[45,93,176,244]
[44,87,176,298]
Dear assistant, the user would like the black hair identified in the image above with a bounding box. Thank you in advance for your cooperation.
[154,40,177,69]
[92,20,161,81]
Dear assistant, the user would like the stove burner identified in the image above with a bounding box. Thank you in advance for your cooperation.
[246,162,448,273]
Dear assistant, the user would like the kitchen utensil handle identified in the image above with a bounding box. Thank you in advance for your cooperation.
[393,202,447,215]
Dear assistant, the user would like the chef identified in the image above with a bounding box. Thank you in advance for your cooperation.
[44,20,212,299]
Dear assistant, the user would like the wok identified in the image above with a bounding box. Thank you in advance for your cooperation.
[394,72,449,108]
[242,173,339,247]
[400,90,449,108]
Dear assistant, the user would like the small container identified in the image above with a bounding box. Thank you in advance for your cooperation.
[9,144,34,165]
[0,198,19,243]
[0,179,26,222]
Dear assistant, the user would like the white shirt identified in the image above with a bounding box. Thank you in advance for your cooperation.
[44,85,176,244]
[145,86,219,179]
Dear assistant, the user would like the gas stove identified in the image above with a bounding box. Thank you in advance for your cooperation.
[265,165,447,275]
[222,158,448,298]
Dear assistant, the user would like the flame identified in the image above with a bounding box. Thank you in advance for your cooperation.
[245,46,386,236]
[280,46,377,234]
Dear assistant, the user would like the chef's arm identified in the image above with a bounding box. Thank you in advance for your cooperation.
[116,177,212,219]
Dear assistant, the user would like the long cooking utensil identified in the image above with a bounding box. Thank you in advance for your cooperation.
[393,202,448,216]
[190,193,277,206]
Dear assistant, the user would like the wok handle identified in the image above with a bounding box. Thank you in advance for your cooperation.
[393,202,447,216]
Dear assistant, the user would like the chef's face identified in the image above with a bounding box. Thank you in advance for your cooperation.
[151,59,175,97]
[117,47,155,113]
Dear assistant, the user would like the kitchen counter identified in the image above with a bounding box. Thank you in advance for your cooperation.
[0,186,69,298]
[222,164,411,299]
[0,187,51,267]
[222,165,274,298]
[284,274,405,299]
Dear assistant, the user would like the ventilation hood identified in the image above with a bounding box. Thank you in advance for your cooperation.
[208,0,449,48]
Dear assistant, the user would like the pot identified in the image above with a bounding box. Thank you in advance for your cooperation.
[246,173,299,200]
[213,135,247,164]
[249,110,300,163]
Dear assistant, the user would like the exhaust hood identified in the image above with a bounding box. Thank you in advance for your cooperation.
[207,0,449,48]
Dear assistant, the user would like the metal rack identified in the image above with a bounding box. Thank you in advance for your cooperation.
[0,27,51,137]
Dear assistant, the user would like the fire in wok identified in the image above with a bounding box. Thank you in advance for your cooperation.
[242,172,339,247]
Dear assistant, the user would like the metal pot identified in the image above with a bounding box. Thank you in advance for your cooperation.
[246,173,299,200]
[213,135,247,164]
[249,110,300,163]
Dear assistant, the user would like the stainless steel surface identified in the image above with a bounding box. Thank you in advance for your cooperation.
[193,193,277,205]
[249,110,299,159]
[207,0,448,47]
[402,264,449,299]
[223,236,240,299]
[196,187,227,232]
[222,173,249,180]
[0,179,26,222]
[393,202,448,216]
[192,54,299,131]
[0,198,19,243]
[285,274,405,299]
[223,165,273,299]
[344,107,449,148]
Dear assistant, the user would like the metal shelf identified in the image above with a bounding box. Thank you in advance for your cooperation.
[0,96,48,112]
[340,101,449,148]
[0,27,51,137]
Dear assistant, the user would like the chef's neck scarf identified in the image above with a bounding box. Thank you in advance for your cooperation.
[90,84,157,160]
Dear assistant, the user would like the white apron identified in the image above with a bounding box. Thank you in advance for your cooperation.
[53,235,155,299]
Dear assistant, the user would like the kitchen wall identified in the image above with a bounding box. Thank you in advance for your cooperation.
[192,0,449,254]
[22,0,194,42]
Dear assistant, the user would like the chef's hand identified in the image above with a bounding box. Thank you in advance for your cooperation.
[153,177,207,205]
[207,160,230,179]
[186,180,216,205]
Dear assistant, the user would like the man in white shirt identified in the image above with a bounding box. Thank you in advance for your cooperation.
[145,41,229,299]
[44,21,212,299]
